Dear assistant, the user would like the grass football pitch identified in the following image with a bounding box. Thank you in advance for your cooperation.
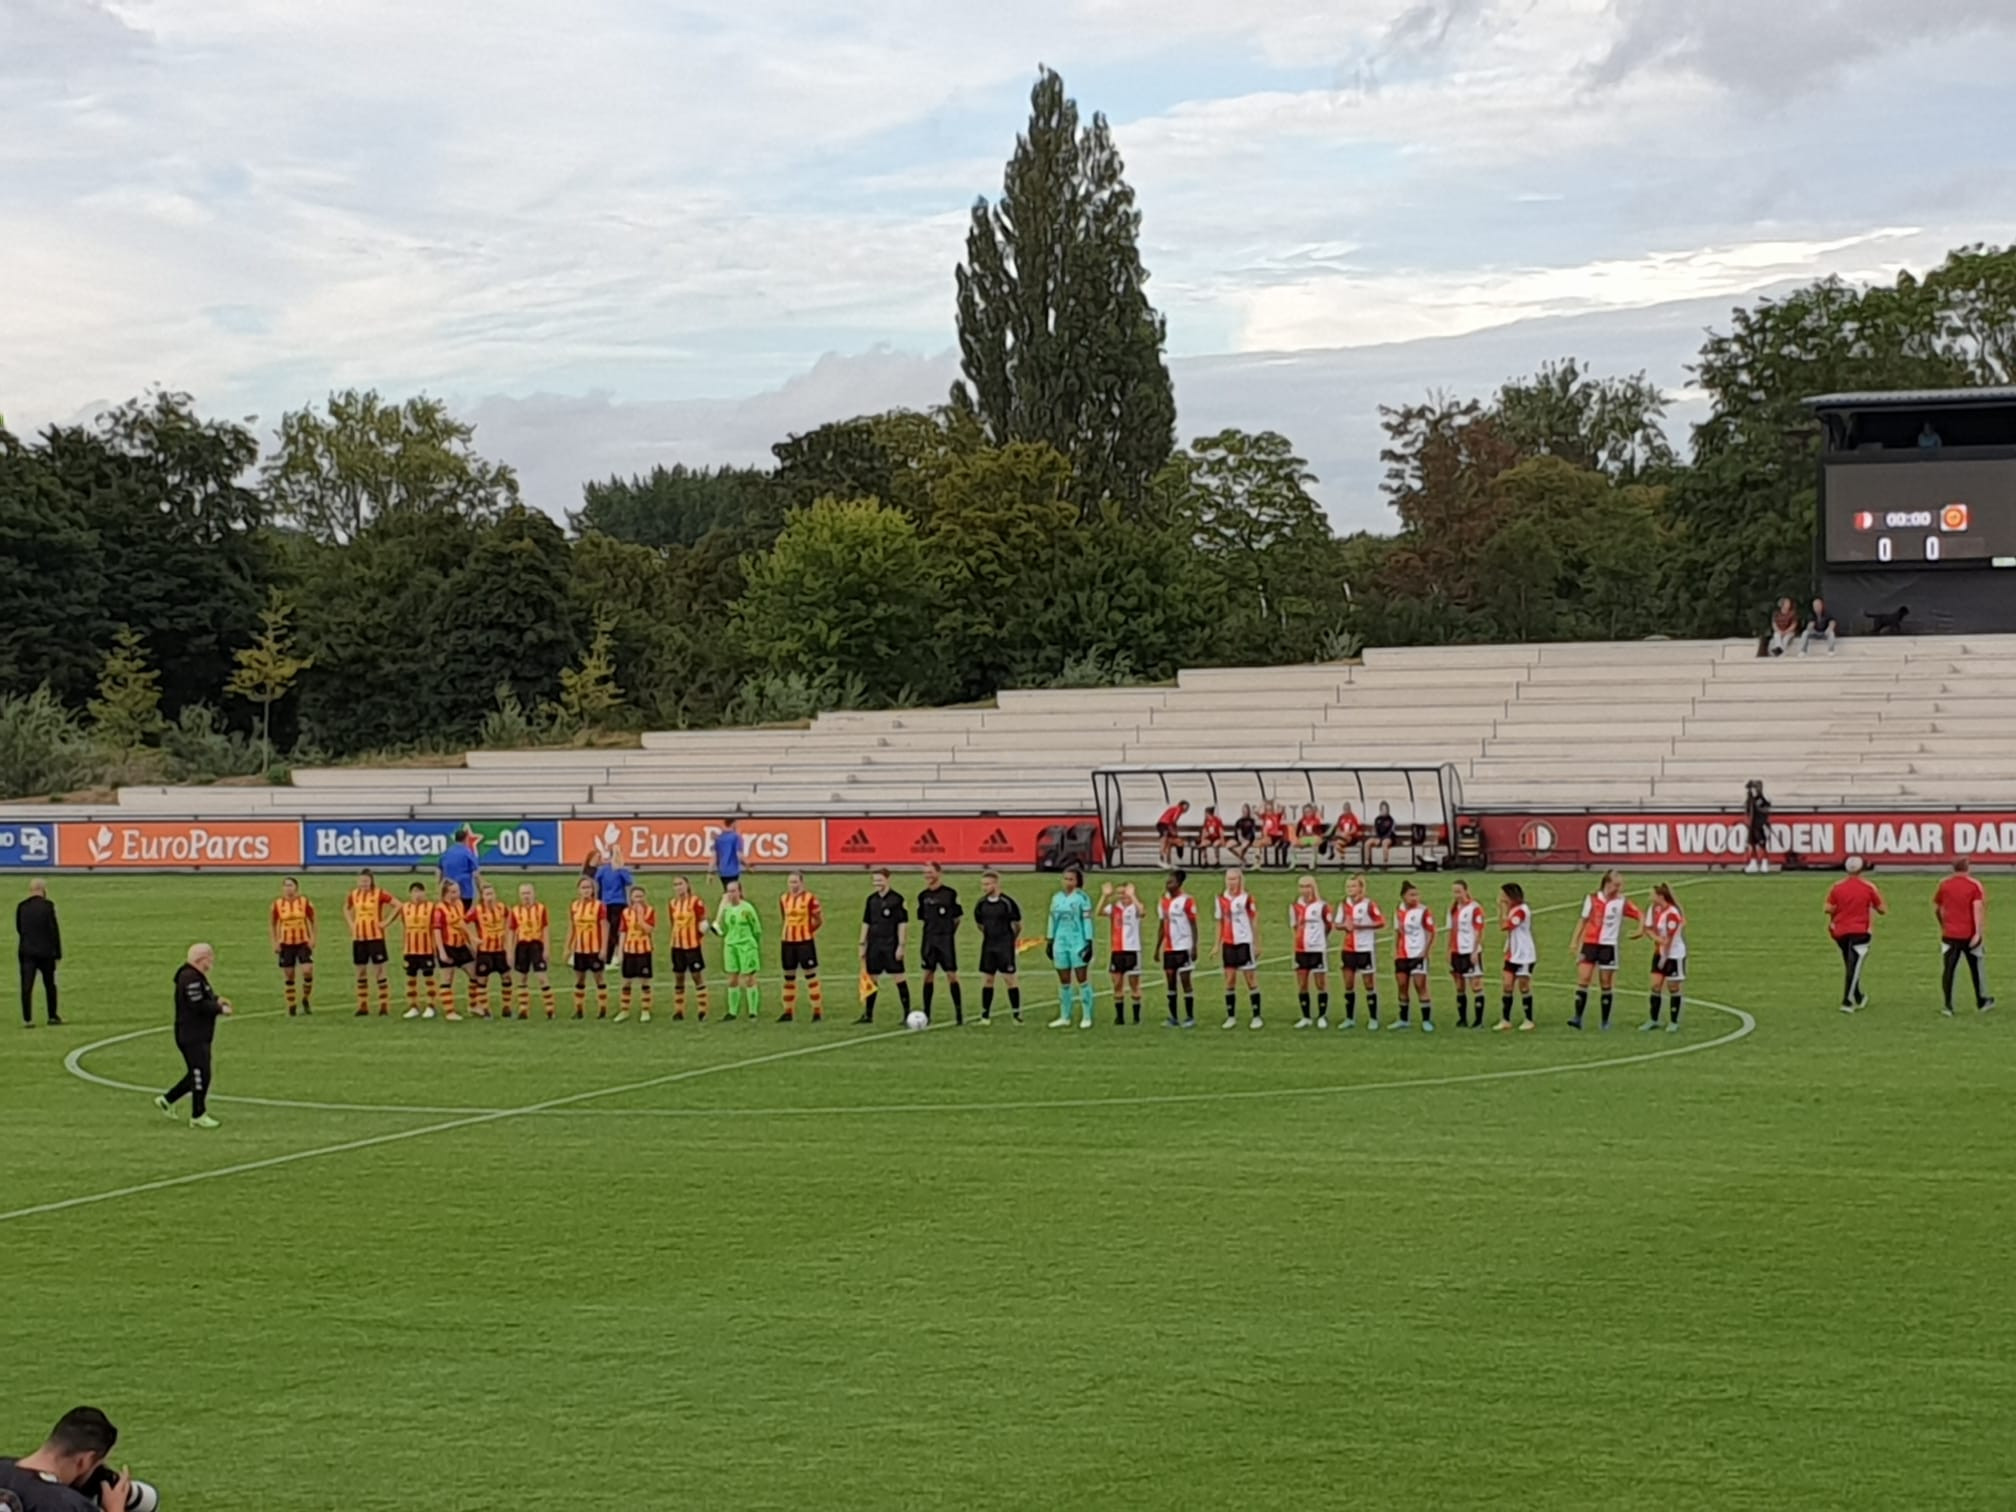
[3,867,2011,1511]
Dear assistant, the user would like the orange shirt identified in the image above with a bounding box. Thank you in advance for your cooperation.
[568,898,607,955]
[780,892,822,943]
[473,901,511,952]
[668,896,707,951]
[622,904,657,956]
[271,895,316,946]
[347,887,393,941]
[509,902,549,946]
[399,900,436,954]
[435,902,471,954]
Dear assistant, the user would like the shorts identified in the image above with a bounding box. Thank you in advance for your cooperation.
[351,940,388,968]
[476,950,510,980]
[1653,955,1687,981]
[781,939,820,974]
[671,946,706,976]
[1155,821,1178,838]
[1449,952,1480,978]
[1221,943,1254,971]
[513,942,548,975]
[1941,935,1980,952]
[1110,950,1141,977]
[978,941,1019,977]
[571,952,605,975]
[1293,950,1327,972]
[277,943,313,969]
[403,953,435,978]
[1504,959,1535,978]
[1051,939,1093,970]
[1340,951,1373,973]
[864,941,904,977]
[1162,949,1194,974]
[621,951,654,981]
[1395,956,1426,977]
[724,943,760,977]
[441,945,475,971]
[1579,943,1618,969]
[1748,821,1770,846]
[920,938,959,974]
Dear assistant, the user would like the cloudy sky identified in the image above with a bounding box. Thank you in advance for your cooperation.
[5,0,2014,529]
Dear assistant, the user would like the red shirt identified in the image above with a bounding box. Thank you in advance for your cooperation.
[1934,874,1985,940]
[1200,814,1225,842]
[1263,812,1288,840]
[1158,805,1185,829]
[1826,876,1883,938]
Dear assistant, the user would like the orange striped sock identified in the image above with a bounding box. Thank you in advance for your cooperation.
[406,976,419,1014]
[284,977,297,1013]
[376,978,390,1014]
[620,983,632,1014]
[573,986,585,1017]
[696,985,710,1019]
[355,973,368,1013]
[597,985,609,1018]
[783,980,797,1015]
[809,978,824,1018]
[541,984,555,1017]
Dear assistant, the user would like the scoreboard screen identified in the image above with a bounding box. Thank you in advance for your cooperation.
[1823,457,2016,566]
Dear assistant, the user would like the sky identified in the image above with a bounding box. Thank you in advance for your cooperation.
[5,0,2015,530]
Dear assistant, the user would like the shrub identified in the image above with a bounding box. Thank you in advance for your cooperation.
[723,670,869,726]
[0,686,93,799]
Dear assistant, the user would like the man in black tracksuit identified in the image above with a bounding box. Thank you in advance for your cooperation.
[15,878,62,1026]
[157,943,232,1128]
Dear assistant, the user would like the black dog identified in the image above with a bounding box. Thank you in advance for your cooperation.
[1868,605,1909,635]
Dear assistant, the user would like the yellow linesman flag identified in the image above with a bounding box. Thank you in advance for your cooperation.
[1016,936,1045,954]
[858,966,879,1002]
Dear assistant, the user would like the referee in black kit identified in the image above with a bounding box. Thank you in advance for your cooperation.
[916,861,965,1024]
[155,943,233,1129]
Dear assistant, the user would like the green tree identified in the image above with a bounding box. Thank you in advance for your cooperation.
[1493,359,1675,481]
[87,626,167,751]
[953,66,1176,515]
[733,499,944,703]
[263,389,520,543]
[226,594,314,767]
[571,464,784,550]
[0,431,105,703]
[556,618,626,731]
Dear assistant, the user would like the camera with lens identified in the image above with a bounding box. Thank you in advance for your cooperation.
[81,1469,158,1512]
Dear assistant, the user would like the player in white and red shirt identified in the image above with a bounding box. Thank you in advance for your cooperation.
[1392,880,1437,1031]
[1569,869,1642,1029]
[1333,872,1385,1028]
[1496,881,1537,1032]
[1100,881,1147,1026]
[1290,875,1332,1029]
[1157,800,1190,866]
[1641,882,1687,1033]
[1216,868,1263,1030]
[1446,879,1488,1029]
[1159,870,1201,1027]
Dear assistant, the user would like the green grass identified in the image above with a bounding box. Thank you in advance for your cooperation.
[3,867,2011,1511]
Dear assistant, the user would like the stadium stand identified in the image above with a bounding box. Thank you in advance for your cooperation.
[6,635,2015,826]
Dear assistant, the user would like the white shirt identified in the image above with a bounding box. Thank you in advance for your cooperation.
[1397,905,1435,960]
[1580,893,1637,947]
[1107,900,1143,954]
[1292,899,1330,953]
[1653,903,1687,961]
[1217,892,1256,946]
[1335,898,1382,956]
[1161,894,1198,953]
[1449,900,1485,956]
[1504,903,1536,966]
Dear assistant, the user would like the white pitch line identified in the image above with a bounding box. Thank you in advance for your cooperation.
[0,1028,908,1226]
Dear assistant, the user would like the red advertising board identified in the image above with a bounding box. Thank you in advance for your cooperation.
[56,820,304,869]
[826,816,1099,868]
[560,818,826,868]
[1481,811,2016,868]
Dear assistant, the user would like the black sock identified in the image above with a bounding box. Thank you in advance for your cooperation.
[1183,993,1194,1021]
[897,981,912,1011]
[982,985,994,1017]
[1501,992,1513,1023]
[1317,990,1329,1017]
[1456,989,1468,1026]
[1573,988,1588,1021]
[1299,990,1311,1018]
[1130,996,1141,1023]
[1344,989,1357,1022]
[1522,993,1534,1022]
[1249,991,1262,1019]
[1166,985,1178,1020]
[1967,950,1987,1006]
[1420,998,1432,1024]
[950,982,963,1023]
[1600,991,1613,1026]
[1669,992,1683,1024]
[923,980,935,1017]
[1225,991,1236,1017]
[1474,992,1487,1023]
[1367,991,1380,1023]
[864,989,878,1021]
[1008,986,1022,1017]
[1649,992,1662,1022]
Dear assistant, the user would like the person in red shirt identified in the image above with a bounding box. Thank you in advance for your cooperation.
[1932,858,1994,1016]
[1261,802,1291,869]
[1328,804,1364,864]
[1197,807,1227,866]
[1156,800,1191,867]
[1824,858,1885,1013]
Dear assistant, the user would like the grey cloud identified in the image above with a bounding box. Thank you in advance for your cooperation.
[0,0,151,84]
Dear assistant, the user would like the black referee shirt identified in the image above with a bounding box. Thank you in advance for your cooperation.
[916,884,962,939]
[174,961,223,1042]
[973,894,1021,947]
[863,892,908,940]
[0,1459,99,1512]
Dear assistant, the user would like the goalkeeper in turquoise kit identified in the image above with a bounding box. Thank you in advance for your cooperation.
[1046,866,1097,1029]
[709,879,764,1020]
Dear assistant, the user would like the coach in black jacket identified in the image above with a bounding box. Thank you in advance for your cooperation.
[16,878,62,1027]
[157,943,233,1128]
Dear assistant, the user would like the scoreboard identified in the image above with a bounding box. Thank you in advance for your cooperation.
[1822,456,2016,566]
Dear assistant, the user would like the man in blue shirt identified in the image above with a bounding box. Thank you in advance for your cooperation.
[440,827,482,909]
[595,845,635,945]
[712,817,746,884]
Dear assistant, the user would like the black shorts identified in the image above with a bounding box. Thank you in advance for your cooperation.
[513,942,548,975]
[1579,943,1618,969]
[277,943,313,969]
[671,946,706,975]
[978,941,1019,976]
[441,945,475,970]
[476,950,510,979]
[1156,821,1178,838]
[1747,821,1770,846]
[571,952,605,975]
[920,938,958,973]
[403,953,435,978]
[1221,943,1254,971]
[1652,955,1688,981]
[864,941,904,977]
[351,940,388,968]
[621,951,653,980]
[1162,949,1194,974]
[1110,950,1141,976]
[781,939,820,974]
[1505,959,1535,978]
[1294,950,1327,972]
[1340,950,1373,973]
[1448,952,1479,977]
[1395,956,1426,976]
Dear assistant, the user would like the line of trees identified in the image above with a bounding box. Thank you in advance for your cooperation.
[3,67,2014,801]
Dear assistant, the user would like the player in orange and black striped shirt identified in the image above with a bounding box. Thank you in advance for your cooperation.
[397,884,441,1018]
[270,877,317,1017]
[566,875,610,1019]
[470,882,513,1019]
[617,883,657,1023]
[778,870,824,1022]
[667,875,709,1020]
[508,883,556,1018]
[433,881,476,1021]
[345,868,395,1016]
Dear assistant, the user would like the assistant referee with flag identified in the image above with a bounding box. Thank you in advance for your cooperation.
[156,943,233,1129]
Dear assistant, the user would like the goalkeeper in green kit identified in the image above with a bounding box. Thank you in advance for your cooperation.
[710,878,764,1020]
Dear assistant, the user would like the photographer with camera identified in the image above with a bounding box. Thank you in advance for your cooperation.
[0,1406,154,1511]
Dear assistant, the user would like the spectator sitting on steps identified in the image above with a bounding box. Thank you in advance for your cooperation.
[1766,597,1799,656]
[1799,597,1838,655]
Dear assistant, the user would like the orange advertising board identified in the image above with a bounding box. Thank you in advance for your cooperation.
[559,817,826,869]
[57,820,304,869]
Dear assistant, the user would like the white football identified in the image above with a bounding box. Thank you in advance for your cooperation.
[904,1010,929,1031]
